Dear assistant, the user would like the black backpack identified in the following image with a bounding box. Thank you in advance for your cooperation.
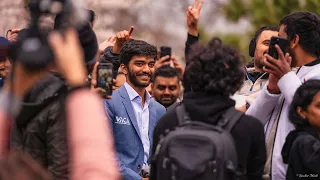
[152,104,244,180]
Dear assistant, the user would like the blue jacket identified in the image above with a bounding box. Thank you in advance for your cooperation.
[105,85,166,180]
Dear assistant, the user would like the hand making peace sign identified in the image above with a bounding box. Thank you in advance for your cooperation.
[187,0,204,29]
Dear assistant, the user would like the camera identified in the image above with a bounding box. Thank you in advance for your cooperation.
[10,0,88,71]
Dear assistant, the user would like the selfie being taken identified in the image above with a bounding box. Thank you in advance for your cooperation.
[1,0,320,180]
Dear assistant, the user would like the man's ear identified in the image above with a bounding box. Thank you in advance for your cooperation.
[120,64,128,75]
[297,106,307,119]
[150,82,154,89]
[291,34,299,49]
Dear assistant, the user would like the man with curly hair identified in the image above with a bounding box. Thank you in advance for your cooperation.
[150,38,266,180]
[105,39,166,180]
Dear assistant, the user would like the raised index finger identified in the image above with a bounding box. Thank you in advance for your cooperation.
[128,26,134,35]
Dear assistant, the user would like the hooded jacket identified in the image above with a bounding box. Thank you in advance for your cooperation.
[150,92,266,180]
[10,72,69,180]
[282,126,320,180]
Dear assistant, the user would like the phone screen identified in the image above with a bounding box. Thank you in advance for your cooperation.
[97,63,114,96]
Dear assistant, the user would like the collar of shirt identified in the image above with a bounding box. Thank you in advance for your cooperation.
[124,82,151,107]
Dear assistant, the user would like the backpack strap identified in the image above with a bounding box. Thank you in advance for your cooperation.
[175,103,191,125]
[218,107,244,132]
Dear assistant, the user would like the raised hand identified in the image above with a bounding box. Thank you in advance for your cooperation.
[99,36,117,55]
[187,0,204,35]
[90,62,117,99]
[112,26,134,54]
[154,55,171,70]
[7,29,21,43]
[172,57,185,81]
[263,45,292,79]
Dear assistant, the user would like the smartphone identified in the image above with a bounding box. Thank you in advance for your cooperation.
[160,46,172,63]
[268,36,290,59]
[97,63,114,96]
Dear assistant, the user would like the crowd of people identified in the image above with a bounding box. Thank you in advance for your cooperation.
[0,0,320,179]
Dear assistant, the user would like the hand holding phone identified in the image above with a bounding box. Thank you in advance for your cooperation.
[263,36,292,80]
[160,46,172,62]
[97,63,114,96]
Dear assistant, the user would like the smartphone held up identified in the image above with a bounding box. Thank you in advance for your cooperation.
[268,36,290,59]
[160,46,174,67]
[97,63,114,96]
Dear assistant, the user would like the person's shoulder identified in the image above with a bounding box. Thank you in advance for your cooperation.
[295,132,319,147]
[151,99,166,112]
[154,104,179,135]
[241,113,263,125]
[167,102,182,112]
[234,114,265,134]
[106,89,122,102]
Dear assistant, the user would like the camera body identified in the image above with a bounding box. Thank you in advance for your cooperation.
[10,0,87,71]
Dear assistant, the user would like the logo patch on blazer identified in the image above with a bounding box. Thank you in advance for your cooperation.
[115,116,131,125]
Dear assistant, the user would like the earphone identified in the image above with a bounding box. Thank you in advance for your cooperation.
[248,38,256,57]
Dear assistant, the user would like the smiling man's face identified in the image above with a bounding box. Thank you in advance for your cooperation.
[254,30,279,72]
[126,56,155,88]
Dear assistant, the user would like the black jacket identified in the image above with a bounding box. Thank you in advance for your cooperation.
[10,72,69,180]
[150,92,266,180]
[282,126,320,180]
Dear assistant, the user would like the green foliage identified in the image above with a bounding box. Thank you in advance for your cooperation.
[198,25,250,63]
[222,0,318,30]
[215,0,320,62]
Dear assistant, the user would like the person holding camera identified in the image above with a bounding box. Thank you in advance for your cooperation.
[0,28,120,180]
[7,19,99,179]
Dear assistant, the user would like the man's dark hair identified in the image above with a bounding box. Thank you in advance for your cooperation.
[280,12,320,57]
[119,39,157,66]
[289,80,320,128]
[249,26,279,57]
[152,65,180,83]
[184,38,245,96]
[253,26,279,43]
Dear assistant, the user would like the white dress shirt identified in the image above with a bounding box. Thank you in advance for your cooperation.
[124,82,151,168]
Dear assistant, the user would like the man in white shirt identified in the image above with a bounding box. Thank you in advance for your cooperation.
[247,12,320,180]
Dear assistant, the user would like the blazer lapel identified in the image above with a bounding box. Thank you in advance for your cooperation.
[119,86,141,139]
[148,102,157,143]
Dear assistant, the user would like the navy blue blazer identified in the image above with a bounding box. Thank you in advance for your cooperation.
[105,85,166,180]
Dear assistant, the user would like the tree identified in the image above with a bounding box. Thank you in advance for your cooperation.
[222,0,320,30]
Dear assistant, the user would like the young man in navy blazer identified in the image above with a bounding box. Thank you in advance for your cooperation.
[105,39,166,180]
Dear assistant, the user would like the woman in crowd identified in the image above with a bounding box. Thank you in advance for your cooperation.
[282,80,320,180]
